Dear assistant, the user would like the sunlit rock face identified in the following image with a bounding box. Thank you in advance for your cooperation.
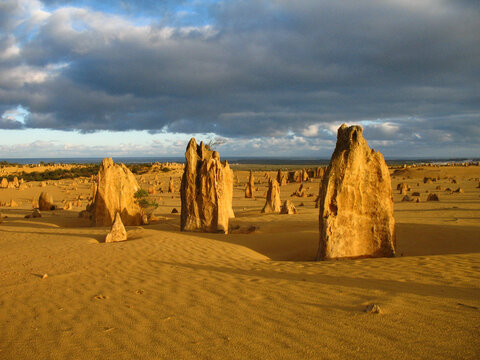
[91,158,143,227]
[261,178,281,214]
[317,124,395,260]
[180,138,234,234]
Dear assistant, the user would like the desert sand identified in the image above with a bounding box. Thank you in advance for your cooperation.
[0,163,479,359]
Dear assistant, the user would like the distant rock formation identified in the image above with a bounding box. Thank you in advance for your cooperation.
[180,138,234,233]
[287,170,302,183]
[276,170,287,186]
[7,199,18,207]
[25,209,42,219]
[293,183,307,197]
[245,170,255,198]
[314,167,325,179]
[427,193,439,201]
[39,192,55,211]
[280,200,297,214]
[301,169,309,182]
[261,178,281,213]
[0,178,7,188]
[397,183,410,195]
[423,177,434,184]
[317,124,395,260]
[105,212,127,243]
[90,158,143,227]
[168,177,174,193]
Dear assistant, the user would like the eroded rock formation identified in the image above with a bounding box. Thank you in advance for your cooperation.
[90,158,143,227]
[280,200,296,214]
[261,178,281,213]
[39,192,55,211]
[276,170,287,186]
[245,171,255,198]
[168,177,175,193]
[317,124,395,260]
[180,138,234,233]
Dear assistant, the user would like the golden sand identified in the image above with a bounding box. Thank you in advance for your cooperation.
[0,165,479,359]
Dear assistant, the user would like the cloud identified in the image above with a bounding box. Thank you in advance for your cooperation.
[0,0,479,157]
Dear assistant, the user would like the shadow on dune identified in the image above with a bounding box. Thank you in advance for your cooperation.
[150,260,480,301]
[174,222,480,261]
[396,223,480,257]
[0,227,106,243]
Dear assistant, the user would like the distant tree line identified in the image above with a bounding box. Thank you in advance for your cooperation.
[0,162,169,181]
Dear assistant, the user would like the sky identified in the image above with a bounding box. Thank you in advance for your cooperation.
[0,0,479,159]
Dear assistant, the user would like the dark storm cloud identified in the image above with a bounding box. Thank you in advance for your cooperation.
[0,0,479,156]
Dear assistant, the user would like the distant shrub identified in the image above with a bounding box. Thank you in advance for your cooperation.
[128,163,153,175]
[134,188,159,217]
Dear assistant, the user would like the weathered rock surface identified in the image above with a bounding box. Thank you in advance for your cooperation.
[261,178,281,213]
[0,178,8,188]
[105,212,128,243]
[245,171,255,198]
[317,124,395,260]
[280,200,297,214]
[180,138,234,233]
[39,192,55,211]
[91,158,143,227]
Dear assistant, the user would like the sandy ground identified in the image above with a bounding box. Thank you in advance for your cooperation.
[0,165,479,359]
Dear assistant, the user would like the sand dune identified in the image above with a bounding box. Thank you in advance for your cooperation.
[0,165,479,359]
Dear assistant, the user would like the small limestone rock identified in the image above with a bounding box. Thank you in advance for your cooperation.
[427,193,439,201]
[365,304,381,314]
[105,212,127,243]
[78,210,91,219]
[291,183,306,197]
[7,199,18,207]
[171,208,178,214]
[280,200,297,214]
[25,208,42,218]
